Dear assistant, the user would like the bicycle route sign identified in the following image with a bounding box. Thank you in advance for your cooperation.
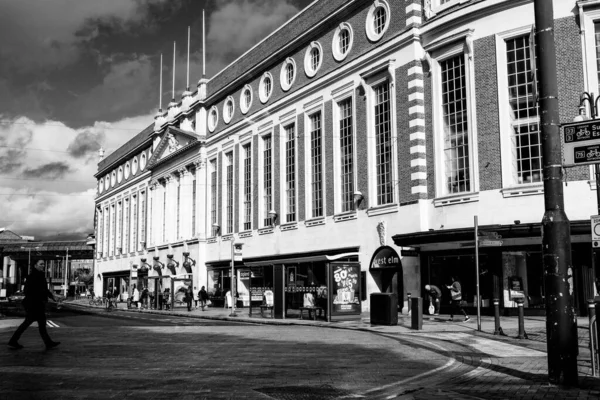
[562,120,600,166]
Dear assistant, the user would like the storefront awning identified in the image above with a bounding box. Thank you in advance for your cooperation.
[244,252,359,267]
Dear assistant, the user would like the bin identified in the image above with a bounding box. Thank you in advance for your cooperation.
[370,293,398,325]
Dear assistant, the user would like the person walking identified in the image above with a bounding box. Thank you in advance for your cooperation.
[185,284,193,312]
[425,284,442,316]
[193,286,199,309]
[7,260,61,350]
[141,286,149,309]
[199,286,209,311]
[132,284,140,309]
[447,276,469,322]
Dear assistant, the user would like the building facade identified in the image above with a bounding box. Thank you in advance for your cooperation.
[94,0,600,317]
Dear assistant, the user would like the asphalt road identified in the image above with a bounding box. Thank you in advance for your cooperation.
[0,309,459,400]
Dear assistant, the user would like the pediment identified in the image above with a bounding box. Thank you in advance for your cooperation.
[147,127,202,168]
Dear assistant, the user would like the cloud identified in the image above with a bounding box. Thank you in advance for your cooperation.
[22,162,72,180]
[67,128,107,158]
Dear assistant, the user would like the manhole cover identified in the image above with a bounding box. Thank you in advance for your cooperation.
[254,385,356,400]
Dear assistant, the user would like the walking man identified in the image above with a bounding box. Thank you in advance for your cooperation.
[7,260,61,350]
[447,276,469,322]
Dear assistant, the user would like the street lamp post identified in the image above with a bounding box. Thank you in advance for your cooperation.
[21,246,40,276]
[230,241,243,317]
[63,248,69,298]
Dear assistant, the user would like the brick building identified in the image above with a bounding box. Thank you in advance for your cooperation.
[94,0,600,317]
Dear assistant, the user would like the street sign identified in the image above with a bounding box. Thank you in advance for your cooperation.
[591,215,600,248]
[479,240,503,247]
[562,120,600,166]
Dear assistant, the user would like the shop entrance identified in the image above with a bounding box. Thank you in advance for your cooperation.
[369,246,403,310]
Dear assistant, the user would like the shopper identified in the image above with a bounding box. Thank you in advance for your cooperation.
[132,284,140,309]
[425,284,442,316]
[193,286,199,309]
[141,287,149,309]
[199,286,209,311]
[447,276,469,322]
[185,285,193,311]
[7,260,61,350]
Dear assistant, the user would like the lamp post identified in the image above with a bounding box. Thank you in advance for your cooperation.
[230,241,243,317]
[21,246,40,275]
[63,247,69,298]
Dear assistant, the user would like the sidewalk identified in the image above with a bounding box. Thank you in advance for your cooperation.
[62,300,600,398]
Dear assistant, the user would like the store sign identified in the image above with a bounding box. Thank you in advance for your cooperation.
[369,246,401,269]
[329,262,361,316]
[233,243,243,262]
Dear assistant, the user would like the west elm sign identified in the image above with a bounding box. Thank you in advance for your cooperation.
[369,246,401,269]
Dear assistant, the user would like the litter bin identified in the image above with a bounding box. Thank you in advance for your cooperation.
[370,293,398,325]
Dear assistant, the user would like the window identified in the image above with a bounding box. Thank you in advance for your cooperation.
[98,179,103,194]
[210,160,218,236]
[111,171,116,187]
[284,124,296,222]
[176,179,181,239]
[240,85,253,114]
[309,113,323,218]
[147,192,151,246]
[105,175,110,190]
[132,195,138,252]
[263,136,273,227]
[140,152,147,170]
[132,157,138,175]
[162,188,166,242]
[110,204,116,255]
[243,144,252,231]
[304,42,323,78]
[226,152,234,234]
[440,54,470,195]
[124,199,129,253]
[117,167,123,184]
[191,177,196,237]
[333,23,354,61]
[280,58,297,91]
[96,208,103,257]
[223,96,234,123]
[259,72,273,103]
[366,0,390,42]
[117,201,122,253]
[208,106,218,132]
[374,83,394,205]
[339,99,355,212]
[104,206,109,256]
[124,162,130,179]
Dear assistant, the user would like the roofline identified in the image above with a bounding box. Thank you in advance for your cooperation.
[95,136,153,178]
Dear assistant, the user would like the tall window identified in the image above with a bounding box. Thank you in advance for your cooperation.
[111,204,116,255]
[285,125,296,222]
[339,99,355,212]
[226,152,234,234]
[263,136,273,227]
[374,83,393,205]
[210,160,218,236]
[97,209,103,257]
[243,144,252,231]
[374,6,386,35]
[124,199,129,253]
[117,201,123,253]
[104,207,109,256]
[506,35,541,184]
[132,195,138,252]
[191,177,196,237]
[162,189,166,242]
[340,29,350,54]
[310,113,323,218]
[143,192,148,246]
[441,55,470,194]
[176,180,181,239]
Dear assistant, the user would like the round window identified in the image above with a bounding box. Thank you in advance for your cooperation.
[111,171,117,187]
[223,96,235,123]
[240,85,253,114]
[332,22,354,62]
[98,179,103,194]
[304,41,323,78]
[279,57,297,92]
[208,106,219,132]
[140,152,147,170]
[117,166,123,183]
[366,1,390,42]
[259,72,273,103]
[104,175,110,190]
[124,162,130,179]
[132,157,138,175]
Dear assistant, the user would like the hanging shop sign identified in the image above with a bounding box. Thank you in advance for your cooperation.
[369,246,401,269]
[562,120,600,166]
[329,262,361,316]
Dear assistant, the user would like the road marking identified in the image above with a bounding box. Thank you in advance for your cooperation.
[46,320,59,328]
[416,332,546,358]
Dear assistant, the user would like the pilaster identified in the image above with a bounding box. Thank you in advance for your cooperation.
[194,157,207,239]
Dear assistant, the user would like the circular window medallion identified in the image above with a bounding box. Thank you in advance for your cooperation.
[111,171,117,187]
[132,157,138,175]
[104,175,110,190]
[98,179,104,194]
[332,22,354,62]
[304,41,323,78]
[208,106,219,132]
[259,72,273,103]
[124,162,130,179]
[366,1,390,42]
[140,152,147,170]
[280,57,297,92]
[223,96,235,124]
[240,84,253,114]
[117,166,123,183]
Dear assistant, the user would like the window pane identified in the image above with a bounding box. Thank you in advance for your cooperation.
[310,113,323,218]
[243,145,252,231]
[375,83,393,204]
[263,136,272,227]
[285,125,296,222]
[339,99,354,212]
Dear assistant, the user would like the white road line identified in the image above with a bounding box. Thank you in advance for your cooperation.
[46,320,59,328]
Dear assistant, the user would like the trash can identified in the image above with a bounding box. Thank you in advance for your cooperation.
[370,293,398,325]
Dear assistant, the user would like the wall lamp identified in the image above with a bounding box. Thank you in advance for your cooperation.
[353,191,364,209]
[139,258,151,271]
[514,220,521,225]
[166,254,179,275]
[268,210,278,226]
[182,252,196,274]
[212,223,221,236]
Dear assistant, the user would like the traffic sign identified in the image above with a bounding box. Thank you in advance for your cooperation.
[591,215,600,248]
[562,120,600,166]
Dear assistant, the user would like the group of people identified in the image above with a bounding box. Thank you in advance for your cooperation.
[183,285,209,311]
[424,276,470,322]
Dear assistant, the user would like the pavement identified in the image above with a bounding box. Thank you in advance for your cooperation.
[3,299,600,399]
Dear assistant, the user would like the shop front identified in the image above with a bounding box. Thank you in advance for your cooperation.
[102,270,130,301]
[392,221,596,316]
[369,246,403,311]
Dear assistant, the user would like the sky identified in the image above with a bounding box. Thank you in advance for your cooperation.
[0,0,313,242]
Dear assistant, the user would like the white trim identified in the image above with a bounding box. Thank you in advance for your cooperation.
[406,3,422,13]
[280,57,297,92]
[409,92,424,102]
[409,118,426,127]
[411,186,428,194]
[366,0,391,42]
[408,65,423,75]
[409,105,425,115]
[332,22,354,62]
[304,41,323,78]
[410,132,426,141]
[411,159,427,167]
[406,16,422,26]
[223,96,235,124]
[259,72,274,104]
[208,106,218,132]
[410,145,426,154]
[411,172,427,180]
[239,84,253,115]
[408,79,424,89]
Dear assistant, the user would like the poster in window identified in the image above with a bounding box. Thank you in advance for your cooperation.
[508,276,525,300]
[329,262,361,316]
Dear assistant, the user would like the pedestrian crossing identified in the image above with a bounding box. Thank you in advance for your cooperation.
[46,320,59,328]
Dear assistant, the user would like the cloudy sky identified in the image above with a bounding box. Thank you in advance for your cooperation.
[0,0,312,241]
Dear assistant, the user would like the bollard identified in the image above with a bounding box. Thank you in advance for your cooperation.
[493,298,505,336]
[411,296,423,330]
[515,298,528,339]
[407,292,411,315]
[588,300,598,377]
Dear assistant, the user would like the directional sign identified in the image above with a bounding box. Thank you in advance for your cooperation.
[592,215,600,248]
[479,240,503,247]
[562,120,600,166]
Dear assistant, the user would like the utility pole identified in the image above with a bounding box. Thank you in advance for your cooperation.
[534,0,578,385]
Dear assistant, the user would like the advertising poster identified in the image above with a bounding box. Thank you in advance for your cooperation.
[329,262,361,316]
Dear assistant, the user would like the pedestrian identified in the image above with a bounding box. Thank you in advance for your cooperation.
[7,260,61,350]
[163,288,170,310]
[185,284,193,311]
[132,284,140,309]
[199,286,209,311]
[447,276,469,322]
[141,286,149,309]
[193,286,199,309]
[425,284,442,316]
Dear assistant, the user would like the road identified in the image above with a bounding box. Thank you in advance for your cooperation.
[0,309,459,400]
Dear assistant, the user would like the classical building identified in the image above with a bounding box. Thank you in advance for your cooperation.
[94,0,600,317]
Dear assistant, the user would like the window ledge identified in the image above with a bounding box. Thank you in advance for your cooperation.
[433,192,479,207]
[500,184,543,199]
[281,222,298,231]
[207,237,218,244]
[367,204,398,217]
[222,234,233,241]
[239,231,253,238]
[334,211,357,222]
[305,217,325,227]
[259,227,274,235]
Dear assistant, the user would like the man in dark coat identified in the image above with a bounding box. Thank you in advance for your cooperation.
[7,260,61,350]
